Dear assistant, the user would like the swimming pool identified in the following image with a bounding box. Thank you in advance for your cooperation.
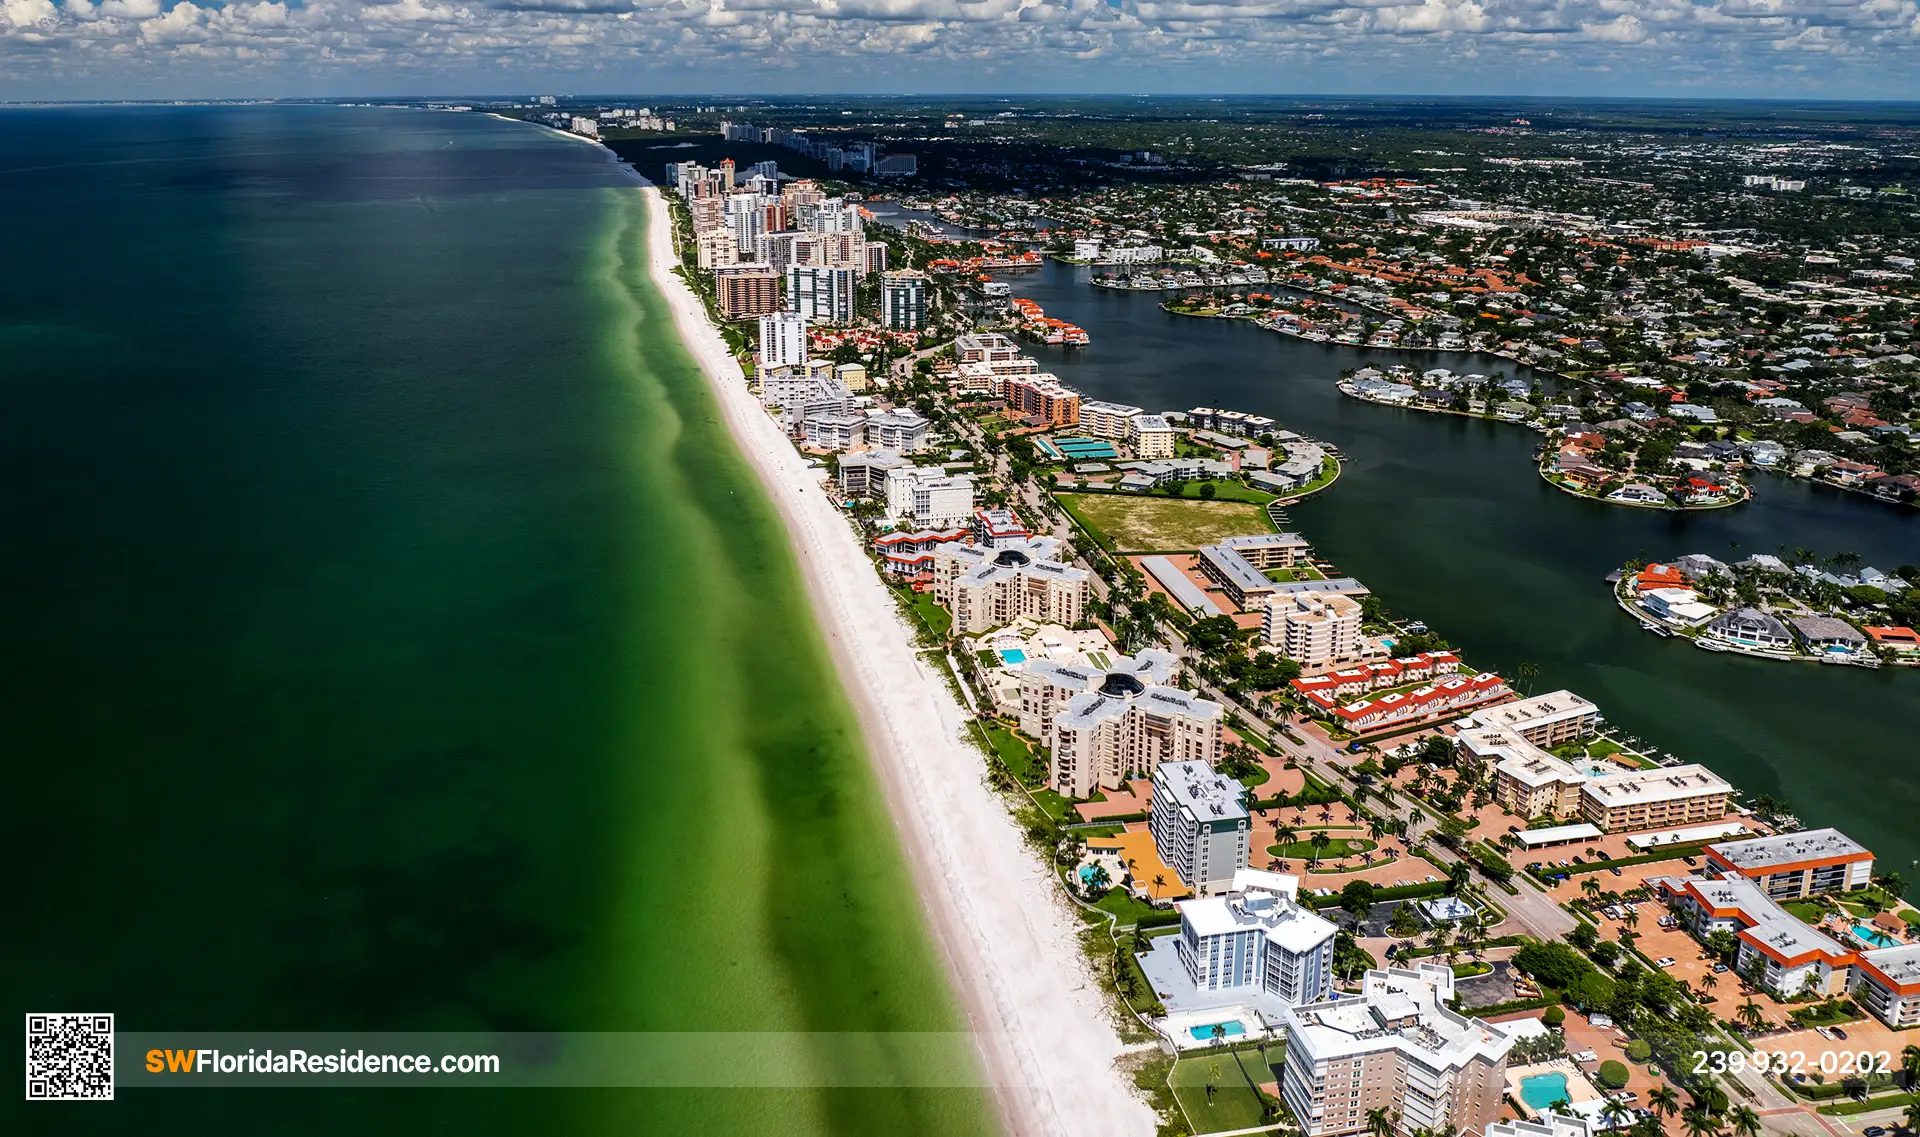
[999,649,1027,664]
[1851,922,1899,947]
[1519,1072,1571,1111]
[1188,1021,1247,1042]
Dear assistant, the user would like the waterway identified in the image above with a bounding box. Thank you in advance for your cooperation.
[2,106,991,1135]
[1009,260,1920,874]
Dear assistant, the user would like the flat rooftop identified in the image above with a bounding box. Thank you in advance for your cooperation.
[1585,764,1731,808]
[1708,827,1870,871]
[1156,759,1248,822]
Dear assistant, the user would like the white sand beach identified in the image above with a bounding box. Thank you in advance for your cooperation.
[639,184,1156,1137]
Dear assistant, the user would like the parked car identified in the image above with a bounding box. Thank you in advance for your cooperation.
[1711,963,1729,973]
[1609,866,1624,877]
[1863,1125,1887,1136]
[1656,957,1677,967]
[1832,1027,1848,1040]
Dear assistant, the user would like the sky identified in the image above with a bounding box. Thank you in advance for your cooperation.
[2,0,1919,102]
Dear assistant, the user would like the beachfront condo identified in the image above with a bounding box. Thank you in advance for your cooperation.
[1174,869,1335,1000]
[1460,690,1600,747]
[1047,675,1223,799]
[1281,965,1516,1137]
[1150,760,1253,896]
[930,536,1091,635]
[884,465,975,529]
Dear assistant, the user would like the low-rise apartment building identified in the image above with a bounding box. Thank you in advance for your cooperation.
[1196,543,1278,610]
[1705,828,1874,899]
[1080,400,1144,440]
[997,373,1081,427]
[1281,965,1516,1137]
[1217,532,1312,570]
[1151,760,1253,896]
[1578,766,1732,831]
[1460,689,1600,747]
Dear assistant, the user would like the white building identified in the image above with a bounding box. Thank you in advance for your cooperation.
[1281,965,1517,1137]
[866,408,932,453]
[758,311,809,369]
[884,465,974,528]
[1175,869,1335,1003]
[1151,761,1253,896]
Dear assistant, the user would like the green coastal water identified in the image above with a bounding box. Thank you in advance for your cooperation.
[3,107,993,1135]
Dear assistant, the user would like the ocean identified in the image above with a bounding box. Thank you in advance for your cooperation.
[1,105,994,1136]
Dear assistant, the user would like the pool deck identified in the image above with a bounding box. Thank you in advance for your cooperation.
[1505,1058,1601,1119]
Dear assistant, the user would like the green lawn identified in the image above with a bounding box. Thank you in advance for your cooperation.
[1057,492,1272,553]
[1263,565,1327,583]
[976,722,1073,820]
[1171,1046,1283,1134]
[1093,888,1166,926]
[908,591,952,637]
[1266,836,1376,860]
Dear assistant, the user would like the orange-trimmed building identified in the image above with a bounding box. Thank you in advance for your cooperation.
[1704,828,1875,900]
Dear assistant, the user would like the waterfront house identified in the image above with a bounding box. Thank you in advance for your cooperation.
[1634,563,1690,592]
[1789,615,1867,654]
[1864,626,1920,656]
[1641,587,1716,625]
[1702,608,1793,650]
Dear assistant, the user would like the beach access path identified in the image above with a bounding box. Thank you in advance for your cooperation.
[639,183,1156,1137]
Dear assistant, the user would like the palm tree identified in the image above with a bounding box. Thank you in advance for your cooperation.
[1310,830,1332,868]
[1366,1107,1398,1137]
[1681,1108,1719,1137]
[1600,1096,1632,1130]
[1735,1000,1766,1032]
[1152,874,1166,896]
[1903,1099,1920,1137]
[1701,971,1719,994]
[1728,1105,1761,1137]
[1582,878,1603,901]
[1902,1043,1920,1090]
[1647,1084,1680,1121]
[1277,822,1300,849]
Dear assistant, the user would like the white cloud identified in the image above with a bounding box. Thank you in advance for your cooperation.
[1,0,1916,95]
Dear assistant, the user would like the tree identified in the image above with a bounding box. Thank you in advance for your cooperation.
[1735,1000,1766,1032]
[1903,1100,1920,1137]
[1366,1107,1398,1137]
[1728,1105,1761,1137]
[1542,1005,1566,1028]
[1597,1060,1631,1090]
[1647,1083,1680,1121]
[1680,1108,1719,1137]
[1903,1043,1920,1091]
[1310,830,1332,868]
[1341,879,1378,922]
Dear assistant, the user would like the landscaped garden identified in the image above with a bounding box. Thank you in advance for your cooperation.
[1266,835,1377,861]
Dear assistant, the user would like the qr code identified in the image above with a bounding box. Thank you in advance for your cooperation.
[26,1013,114,1101]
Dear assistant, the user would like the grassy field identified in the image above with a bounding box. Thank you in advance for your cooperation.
[1171,1045,1283,1133]
[1266,836,1376,859]
[1059,492,1272,552]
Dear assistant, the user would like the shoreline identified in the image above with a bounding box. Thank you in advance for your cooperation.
[637,185,1155,1137]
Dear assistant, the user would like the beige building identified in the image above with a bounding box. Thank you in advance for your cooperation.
[1579,765,1732,831]
[1281,965,1516,1137]
[713,263,779,320]
[1467,725,1732,831]
[1218,532,1312,570]
[1265,590,1363,670]
[932,537,1090,635]
[1049,674,1222,798]
[1461,689,1600,748]
[695,228,739,269]
[1129,414,1176,459]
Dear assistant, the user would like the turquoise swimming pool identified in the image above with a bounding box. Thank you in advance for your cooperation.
[1188,1020,1247,1042]
[999,648,1027,664]
[1519,1072,1571,1111]
[1851,922,1899,947]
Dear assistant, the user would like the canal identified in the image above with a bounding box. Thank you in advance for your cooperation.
[1009,259,1920,876]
